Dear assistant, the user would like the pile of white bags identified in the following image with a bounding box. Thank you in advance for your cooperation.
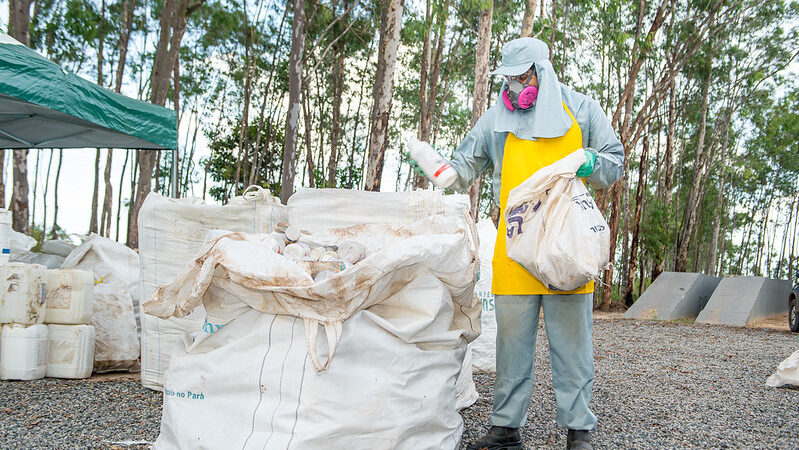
[469,220,498,373]
[766,350,799,388]
[137,188,287,390]
[143,189,481,449]
[61,234,140,372]
[504,149,610,292]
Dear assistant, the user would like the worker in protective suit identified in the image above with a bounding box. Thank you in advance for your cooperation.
[409,38,624,449]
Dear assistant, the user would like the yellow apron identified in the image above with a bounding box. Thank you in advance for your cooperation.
[491,103,594,296]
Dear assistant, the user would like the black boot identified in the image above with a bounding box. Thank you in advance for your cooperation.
[566,429,592,450]
[466,426,524,450]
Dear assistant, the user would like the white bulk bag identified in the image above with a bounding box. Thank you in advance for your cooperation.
[137,188,287,390]
[61,234,140,372]
[469,219,498,373]
[766,350,799,388]
[143,190,481,448]
[504,150,610,292]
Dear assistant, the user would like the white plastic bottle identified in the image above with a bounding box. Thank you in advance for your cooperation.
[407,137,458,188]
[46,324,95,379]
[0,323,48,380]
[45,269,94,325]
[0,262,48,325]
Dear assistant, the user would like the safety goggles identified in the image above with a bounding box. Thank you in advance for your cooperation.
[507,66,536,85]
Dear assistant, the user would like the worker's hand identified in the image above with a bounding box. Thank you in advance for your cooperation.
[576,150,596,178]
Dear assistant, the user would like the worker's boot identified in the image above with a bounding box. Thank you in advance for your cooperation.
[465,426,524,450]
[566,429,592,450]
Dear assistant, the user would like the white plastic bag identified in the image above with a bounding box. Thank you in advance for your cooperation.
[144,189,481,448]
[469,220,498,373]
[504,150,610,292]
[61,234,140,372]
[766,350,799,388]
[137,189,286,390]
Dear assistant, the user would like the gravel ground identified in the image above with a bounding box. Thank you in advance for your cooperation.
[1,317,797,449]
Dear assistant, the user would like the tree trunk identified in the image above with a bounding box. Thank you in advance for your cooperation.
[652,80,677,280]
[0,151,5,209]
[8,0,33,46]
[89,149,101,233]
[302,84,315,188]
[8,0,33,232]
[625,136,649,307]
[11,150,29,234]
[100,150,113,237]
[129,0,198,246]
[327,3,349,188]
[467,0,493,218]
[115,150,129,241]
[30,150,39,231]
[708,115,730,275]
[280,0,306,203]
[235,7,254,195]
[42,150,53,238]
[115,0,137,93]
[675,52,714,272]
[520,0,537,37]
[50,150,63,239]
[364,0,404,192]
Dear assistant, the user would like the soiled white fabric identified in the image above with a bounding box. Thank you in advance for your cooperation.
[504,150,610,292]
[145,189,481,448]
[469,220,498,373]
[61,234,140,372]
[767,350,799,388]
[137,188,286,390]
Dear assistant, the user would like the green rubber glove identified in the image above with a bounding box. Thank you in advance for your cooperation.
[576,150,596,178]
[405,151,425,176]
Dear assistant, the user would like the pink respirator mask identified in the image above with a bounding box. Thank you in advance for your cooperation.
[502,78,538,111]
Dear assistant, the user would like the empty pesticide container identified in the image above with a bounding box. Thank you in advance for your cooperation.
[0,209,10,263]
[0,263,48,325]
[44,269,94,325]
[46,324,95,379]
[0,323,48,380]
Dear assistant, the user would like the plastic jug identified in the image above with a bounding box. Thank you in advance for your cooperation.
[45,269,94,325]
[0,263,48,325]
[0,209,10,263]
[0,323,48,380]
[46,324,95,379]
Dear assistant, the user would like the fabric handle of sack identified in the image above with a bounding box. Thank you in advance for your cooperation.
[240,185,281,204]
[463,210,480,283]
[304,318,344,372]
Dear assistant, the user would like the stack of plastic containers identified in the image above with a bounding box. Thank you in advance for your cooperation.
[0,261,49,380]
[44,269,95,379]
[0,258,96,380]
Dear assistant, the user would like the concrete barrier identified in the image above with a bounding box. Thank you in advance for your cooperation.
[624,272,721,321]
[696,276,792,327]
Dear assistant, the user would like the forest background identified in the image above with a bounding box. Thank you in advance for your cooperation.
[2,0,798,308]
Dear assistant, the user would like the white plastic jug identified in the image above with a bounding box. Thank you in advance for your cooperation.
[46,324,95,379]
[0,263,48,325]
[45,269,94,325]
[0,209,11,263]
[0,323,48,380]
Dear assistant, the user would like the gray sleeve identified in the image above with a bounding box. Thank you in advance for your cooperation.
[579,97,624,188]
[447,116,493,193]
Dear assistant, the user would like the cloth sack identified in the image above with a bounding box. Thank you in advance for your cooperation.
[504,149,610,292]
[767,350,799,388]
[469,219,498,373]
[137,188,287,390]
[143,189,481,448]
[61,234,140,372]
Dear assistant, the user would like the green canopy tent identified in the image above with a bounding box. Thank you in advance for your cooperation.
[0,32,179,196]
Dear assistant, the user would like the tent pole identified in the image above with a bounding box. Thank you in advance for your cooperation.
[172,148,179,198]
